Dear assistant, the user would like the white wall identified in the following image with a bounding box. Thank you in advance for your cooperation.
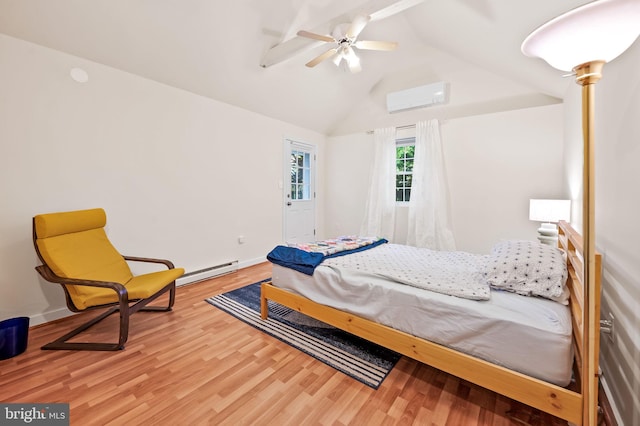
[0,34,326,325]
[323,132,373,238]
[562,41,640,426]
[325,104,566,254]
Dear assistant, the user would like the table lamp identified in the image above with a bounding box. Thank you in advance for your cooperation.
[529,199,571,245]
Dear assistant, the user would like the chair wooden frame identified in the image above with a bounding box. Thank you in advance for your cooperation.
[260,221,601,425]
[32,218,177,351]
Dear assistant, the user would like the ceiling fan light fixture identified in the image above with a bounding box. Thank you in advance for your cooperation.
[344,46,355,59]
[345,49,361,73]
[348,60,362,73]
[332,52,343,66]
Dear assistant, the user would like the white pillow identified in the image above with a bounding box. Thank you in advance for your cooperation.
[483,240,569,304]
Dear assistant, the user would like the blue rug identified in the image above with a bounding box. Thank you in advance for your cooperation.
[206,280,400,389]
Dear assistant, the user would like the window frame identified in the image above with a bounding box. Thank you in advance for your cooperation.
[395,137,416,204]
[290,148,312,201]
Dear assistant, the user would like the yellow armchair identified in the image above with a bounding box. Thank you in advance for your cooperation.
[32,208,184,351]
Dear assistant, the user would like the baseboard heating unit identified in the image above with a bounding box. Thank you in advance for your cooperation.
[176,260,238,286]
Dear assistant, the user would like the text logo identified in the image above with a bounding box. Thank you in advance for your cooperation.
[1,404,69,425]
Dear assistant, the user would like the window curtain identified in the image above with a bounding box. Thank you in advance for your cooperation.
[360,127,397,240]
[406,119,456,250]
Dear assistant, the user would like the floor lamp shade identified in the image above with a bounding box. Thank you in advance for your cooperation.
[521,0,640,71]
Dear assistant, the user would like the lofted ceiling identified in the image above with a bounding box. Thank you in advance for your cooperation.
[0,0,593,136]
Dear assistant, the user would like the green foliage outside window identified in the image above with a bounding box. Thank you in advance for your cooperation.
[290,151,311,200]
[396,144,414,202]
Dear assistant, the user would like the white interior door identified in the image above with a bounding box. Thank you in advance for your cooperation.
[283,140,316,243]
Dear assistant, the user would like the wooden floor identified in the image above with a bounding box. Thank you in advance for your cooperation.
[1,262,568,425]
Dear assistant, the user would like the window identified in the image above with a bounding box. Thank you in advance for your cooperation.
[290,149,311,200]
[396,138,415,202]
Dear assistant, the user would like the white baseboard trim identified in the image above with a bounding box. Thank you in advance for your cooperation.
[176,260,238,286]
[238,256,267,270]
[600,375,623,426]
[29,307,75,327]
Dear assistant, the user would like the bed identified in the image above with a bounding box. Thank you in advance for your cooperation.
[260,221,601,425]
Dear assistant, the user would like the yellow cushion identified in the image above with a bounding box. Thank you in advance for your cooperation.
[34,208,106,238]
[77,268,185,309]
[35,208,129,309]
[37,228,133,282]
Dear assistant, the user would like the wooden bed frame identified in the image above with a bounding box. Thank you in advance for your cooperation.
[260,221,601,425]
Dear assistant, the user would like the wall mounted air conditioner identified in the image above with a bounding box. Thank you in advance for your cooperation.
[386,81,448,113]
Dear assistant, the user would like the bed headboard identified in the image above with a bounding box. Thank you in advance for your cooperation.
[557,220,602,419]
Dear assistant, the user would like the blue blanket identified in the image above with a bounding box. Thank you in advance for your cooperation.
[267,238,388,275]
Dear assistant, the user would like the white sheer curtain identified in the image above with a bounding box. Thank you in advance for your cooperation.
[360,127,397,240]
[406,120,456,250]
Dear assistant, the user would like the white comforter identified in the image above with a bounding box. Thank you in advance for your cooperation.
[321,244,490,300]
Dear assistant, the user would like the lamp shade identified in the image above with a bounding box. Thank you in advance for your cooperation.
[521,0,640,72]
[529,199,571,223]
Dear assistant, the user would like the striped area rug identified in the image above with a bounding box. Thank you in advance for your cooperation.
[206,280,400,389]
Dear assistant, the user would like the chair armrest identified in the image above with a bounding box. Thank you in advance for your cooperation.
[122,256,175,269]
[35,265,128,296]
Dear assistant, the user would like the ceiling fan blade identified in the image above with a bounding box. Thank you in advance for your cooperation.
[297,30,335,43]
[346,15,371,39]
[305,48,338,67]
[354,40,398,51]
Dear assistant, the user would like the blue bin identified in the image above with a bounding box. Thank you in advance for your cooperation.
[0,317,30,360]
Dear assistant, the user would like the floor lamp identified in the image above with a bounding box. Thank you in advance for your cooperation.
[521,0,640,424]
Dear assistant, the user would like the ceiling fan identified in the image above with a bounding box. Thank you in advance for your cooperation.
[297,15,398,73]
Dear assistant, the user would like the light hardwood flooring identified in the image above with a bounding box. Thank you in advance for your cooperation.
[1,262,567,425]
